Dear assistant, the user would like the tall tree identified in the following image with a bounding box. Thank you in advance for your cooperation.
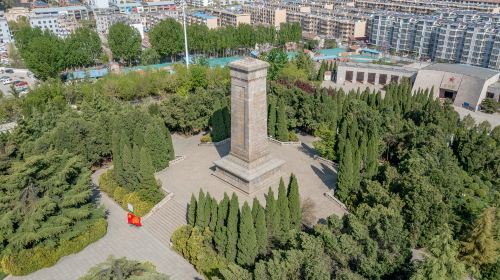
[265,188,279,237]
[287,174,301,231]
[144,123,170,171]
[277,178,291,234]
[188,194,197,226]
[215,193,230,254]
[276,99,289,142]
[107,22,141,65]
[365,133,379,178]
[137,147,159,202]
[195,189,206,228]
[336,142,355,202]
[252,197,261,222]
[255,206,268,256]
[460,207,499,272]
[209,197,218,231]
[237,202,258,267]
[149,19,183,60]
[64,27,102,68]
[226,193,240,262]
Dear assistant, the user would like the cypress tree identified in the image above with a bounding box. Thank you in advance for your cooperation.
[209,197,218,231]
[236,202,257,267]
[137,147,157,199]
[226,193,239,262]
[133,126,144,147]
[337,142,354,201]
[195,189,206,228]
[204,193,212,228]
[111,131,122,181]
[277,178,290,233]
[120,142,136,191]
[365,133,379,178]
[132,144,141,176]
[265,188,279,236]
[252,197,260,222]
[267,98,276,138]
[215,193,230,254]
[165,127,175,160]
[287,174,301,231]
[144,122,169,171]
[188,194,197,226]
[276,99,289,142]
[255,206,268,256]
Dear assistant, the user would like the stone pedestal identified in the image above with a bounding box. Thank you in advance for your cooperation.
[213,58,284,194]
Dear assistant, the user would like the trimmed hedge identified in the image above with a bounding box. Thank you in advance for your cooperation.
[1,218,107,276]
[99,170,157,217]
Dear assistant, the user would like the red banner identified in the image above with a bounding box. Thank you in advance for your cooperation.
[127,212,142,227]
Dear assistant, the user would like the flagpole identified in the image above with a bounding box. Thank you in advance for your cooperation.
[182,0,189,68]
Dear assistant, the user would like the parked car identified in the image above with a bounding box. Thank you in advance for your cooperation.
[2,78,12,85]
[5,69,14,74]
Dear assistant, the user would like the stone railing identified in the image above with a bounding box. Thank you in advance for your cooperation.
[324,189,348,212]
[198,137,230,147]
[169,155,186,166]
[268,137,301,146]
[313,155,339,170]
[143,192,174,220]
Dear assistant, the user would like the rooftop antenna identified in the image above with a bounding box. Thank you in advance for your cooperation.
[182,0,190,68]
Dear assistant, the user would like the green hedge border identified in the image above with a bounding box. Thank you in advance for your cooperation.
[1,218,107,276]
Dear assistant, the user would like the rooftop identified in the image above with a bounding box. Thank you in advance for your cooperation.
[33,5,87,13]
[142,1,176,6]
[339,62,418,74]
[422,63,499,80]
[191,12,217,19]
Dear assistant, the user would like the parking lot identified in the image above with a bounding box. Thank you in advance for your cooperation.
[0,68,37,98]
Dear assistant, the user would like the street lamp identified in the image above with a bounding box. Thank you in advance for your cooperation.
[182,0,190,68]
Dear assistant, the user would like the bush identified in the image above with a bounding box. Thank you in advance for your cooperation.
[480,98,499,114]
[200,134,212,143]
[171,225,227,278]
[1,219,107,276]
[99,170,159,216]
[288,131,299,142]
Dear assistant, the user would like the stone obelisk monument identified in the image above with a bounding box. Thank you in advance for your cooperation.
[213,58,284,194]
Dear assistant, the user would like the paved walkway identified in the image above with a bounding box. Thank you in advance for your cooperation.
[6,169,201,280]
[454,106,500,128]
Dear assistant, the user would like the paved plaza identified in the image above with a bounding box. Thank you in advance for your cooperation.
[157,133,347,222]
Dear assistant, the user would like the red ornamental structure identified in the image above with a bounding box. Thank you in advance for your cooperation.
[127,213,142,227]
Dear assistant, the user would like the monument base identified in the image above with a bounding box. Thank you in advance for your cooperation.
[213,155,284,194]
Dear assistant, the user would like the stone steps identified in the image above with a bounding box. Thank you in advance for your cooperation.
[143,199,188,246]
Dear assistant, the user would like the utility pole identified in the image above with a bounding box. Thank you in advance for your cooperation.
[182,0,190,68]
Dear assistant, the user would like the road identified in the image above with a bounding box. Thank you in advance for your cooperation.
[6,168,201,280]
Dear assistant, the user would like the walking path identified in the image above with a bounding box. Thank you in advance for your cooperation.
[6,169,201,280]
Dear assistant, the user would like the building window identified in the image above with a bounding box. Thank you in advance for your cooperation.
[356,72,365,82]
[367,73,376,84]
[486,92,494,98]
[379,74,387,85]
[346,71,353,82]
[391,75,399,83]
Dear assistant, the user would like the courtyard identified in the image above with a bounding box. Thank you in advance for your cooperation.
[156,133,347,224]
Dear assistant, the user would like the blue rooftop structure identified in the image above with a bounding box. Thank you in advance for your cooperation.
[361,48,382,55]
[192,12,217,19]
[66,68,109,80]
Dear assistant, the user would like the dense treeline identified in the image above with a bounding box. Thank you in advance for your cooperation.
[150,19,301,60]
[13,26,102,80]
[172,174,302,278]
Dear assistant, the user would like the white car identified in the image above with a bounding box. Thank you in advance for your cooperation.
[2,78,12,85]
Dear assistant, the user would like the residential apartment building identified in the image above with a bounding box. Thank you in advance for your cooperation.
[29,14,76,38]
[206,8,251,27]
[189,0,213,7]
[95,7,142,34]
[355,0,500,15]
[0,12,12,43]
[31,5,90,21]
[368,10,500,69]
[187,12,218,29]
[241,4,286,28]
